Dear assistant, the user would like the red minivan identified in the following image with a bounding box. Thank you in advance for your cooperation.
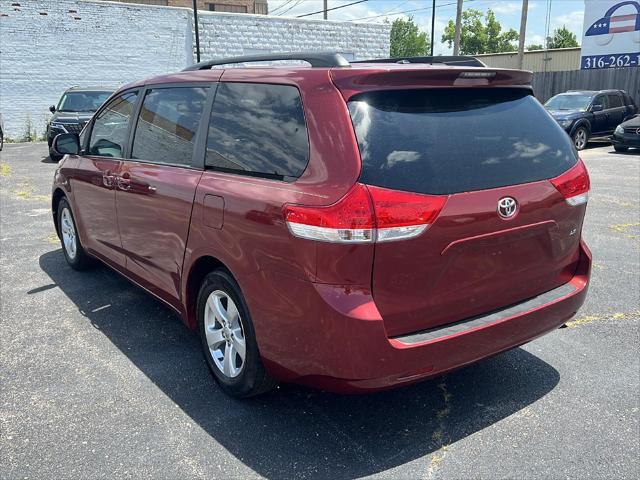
[51,53,591,397]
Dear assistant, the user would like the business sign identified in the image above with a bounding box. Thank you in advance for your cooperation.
[581,0,640,69]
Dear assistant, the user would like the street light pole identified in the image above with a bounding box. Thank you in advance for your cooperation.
[517,0,529,70]
[454,0,463,55]
[324,0,328,20]
[430,0,436,56]
[193,0,201,63]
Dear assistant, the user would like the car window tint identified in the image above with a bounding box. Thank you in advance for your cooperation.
[348,88,578,195]
[132,86,208,166]
[89,91,138,158]
[608,94,622,108]
[206,83,309,180]
[594,95,609,109]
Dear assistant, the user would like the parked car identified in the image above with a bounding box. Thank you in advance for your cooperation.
[47,87,113,161]
[544,89,637,150]
[611,114,640,152]
[0,112,4,151]
[50,53,592,397]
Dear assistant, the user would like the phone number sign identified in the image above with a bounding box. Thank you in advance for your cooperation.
[581,0,640,70]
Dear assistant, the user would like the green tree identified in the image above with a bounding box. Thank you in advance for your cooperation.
[390,16,429,58]
[526,44,544,51]
[546,25,579,49]
[442,9,518,55]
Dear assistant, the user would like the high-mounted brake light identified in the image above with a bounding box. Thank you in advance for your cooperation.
[550,159,590,206]
[459,71,496,79]
[284,184,447,243]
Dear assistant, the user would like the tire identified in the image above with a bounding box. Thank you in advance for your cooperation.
[0,131,4,151]
[572,126,589,151]
[614,145,628,152]
[197,269,277,398]
[56,198,94,270]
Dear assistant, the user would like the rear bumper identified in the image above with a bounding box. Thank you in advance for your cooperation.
[244,241,591,394]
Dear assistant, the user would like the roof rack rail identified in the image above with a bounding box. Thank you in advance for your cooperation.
[183,52,351,71]
[352,55,487,67]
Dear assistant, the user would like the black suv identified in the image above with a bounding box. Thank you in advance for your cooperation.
[47,87,113,161]
[544,89,637,150]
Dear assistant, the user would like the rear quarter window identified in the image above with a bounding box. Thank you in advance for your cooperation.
[348,88,578,195]
[205,82,309,180]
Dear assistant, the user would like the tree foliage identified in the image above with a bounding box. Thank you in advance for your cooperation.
[442,9,519,55]
[526,44,544,51]
[390,16,429,58]
[546,26,580,49]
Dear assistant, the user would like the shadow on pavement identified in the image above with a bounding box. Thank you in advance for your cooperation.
[38,249,560,479]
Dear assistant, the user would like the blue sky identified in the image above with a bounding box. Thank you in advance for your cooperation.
[268,0,586,54]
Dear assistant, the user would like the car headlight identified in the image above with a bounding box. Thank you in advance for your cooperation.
[49,123,67,132]
[557,119,573,129]
[614,125,624,135]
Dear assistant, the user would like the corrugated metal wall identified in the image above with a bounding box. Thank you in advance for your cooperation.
[531,68,640,104]
[476,48,581,72]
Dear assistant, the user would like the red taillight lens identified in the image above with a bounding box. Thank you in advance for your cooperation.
[284,184,375,243]
[284,184,447,243]
[550,159,590,206]
[368,185,447,242]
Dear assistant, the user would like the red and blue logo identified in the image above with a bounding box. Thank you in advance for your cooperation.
[585,1,640,36]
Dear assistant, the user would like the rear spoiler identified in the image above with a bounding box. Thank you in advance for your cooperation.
[331,67,534,100]
[352,56,487,68]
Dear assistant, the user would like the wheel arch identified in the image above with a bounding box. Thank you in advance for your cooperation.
[51,188,67,238]
[571,119,592,136]
[184,254,235,330]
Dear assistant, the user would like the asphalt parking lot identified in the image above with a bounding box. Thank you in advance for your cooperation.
[1,142,638,479]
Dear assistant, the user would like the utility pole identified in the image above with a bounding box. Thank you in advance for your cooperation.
[517,0,529,69]
[193,0,201,63]
[323,0,328,20]
[430,0,436,56]
[454,0,463,55]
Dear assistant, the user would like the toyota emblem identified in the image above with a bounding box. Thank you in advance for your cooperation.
[497,197,518,219]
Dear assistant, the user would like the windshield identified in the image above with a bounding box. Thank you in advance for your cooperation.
[57,91,112,112]
[348,88,577,195]
[544,94,592,111]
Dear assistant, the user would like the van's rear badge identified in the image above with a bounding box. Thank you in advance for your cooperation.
[497,197,518,219]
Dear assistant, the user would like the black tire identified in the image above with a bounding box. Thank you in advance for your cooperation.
[0,131,4,151]
[614,145,628,152]
[572,126,589,151]
[56,198,94,270]
[197,269,277,398]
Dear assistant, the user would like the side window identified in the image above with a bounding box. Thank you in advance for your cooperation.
[131,86,209,166]
[89,91,138,158]
[608,94,622,108]
[594,95,609,110]
[206,82,309,180]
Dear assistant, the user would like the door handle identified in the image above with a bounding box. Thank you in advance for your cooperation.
[116,173,131,191]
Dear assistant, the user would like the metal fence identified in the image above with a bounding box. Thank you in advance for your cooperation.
[531,68,640,104]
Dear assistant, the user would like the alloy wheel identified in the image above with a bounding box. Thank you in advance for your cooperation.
[574,129,587,150]
[60,207,77,260]
[204,290,246,378]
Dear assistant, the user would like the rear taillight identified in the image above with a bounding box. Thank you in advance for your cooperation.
[284,184,446,243]
[550,159,590,206]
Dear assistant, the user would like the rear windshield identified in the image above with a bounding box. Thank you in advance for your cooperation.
[348,88,578,195]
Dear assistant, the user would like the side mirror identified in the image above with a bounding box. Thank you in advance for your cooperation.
[591,104,604,112]
[52,133,80,156]
[49,105,57,113]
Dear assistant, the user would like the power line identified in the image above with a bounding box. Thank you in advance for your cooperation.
[296,0,369,19]
[275,0,304,16]
[270,0,296,15]
[348,0,473,22]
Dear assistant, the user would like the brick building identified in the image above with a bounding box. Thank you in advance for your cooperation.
[105,0,268,15]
